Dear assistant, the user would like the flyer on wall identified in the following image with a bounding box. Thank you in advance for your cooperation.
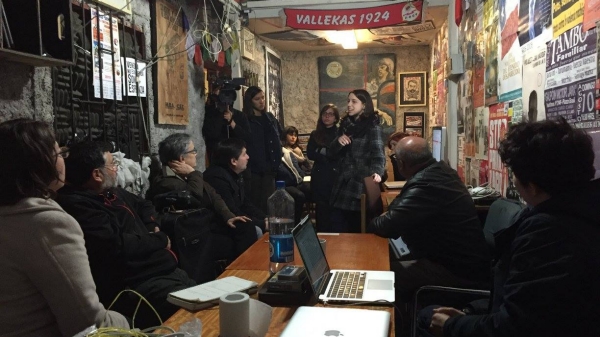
[91,7,123,101]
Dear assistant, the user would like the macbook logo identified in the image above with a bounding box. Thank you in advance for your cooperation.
[324,330,343,336]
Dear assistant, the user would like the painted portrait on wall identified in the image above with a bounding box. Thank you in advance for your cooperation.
[398,72,427,106]
[318,53,397,138]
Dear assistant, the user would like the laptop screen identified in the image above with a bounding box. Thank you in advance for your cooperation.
[292,216,330,295]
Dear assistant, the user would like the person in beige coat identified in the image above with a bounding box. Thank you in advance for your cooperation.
[0,118,129,337]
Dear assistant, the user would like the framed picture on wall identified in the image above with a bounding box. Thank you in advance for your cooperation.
[241,28,254,60]
[265,46,284,126]
[404,112,425,136]
[297,133,310,154]
[398,72,427,106]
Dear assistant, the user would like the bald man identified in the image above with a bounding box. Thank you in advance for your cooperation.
[369,137,490,300]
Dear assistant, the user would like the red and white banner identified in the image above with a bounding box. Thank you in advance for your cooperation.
[282,1,424,30]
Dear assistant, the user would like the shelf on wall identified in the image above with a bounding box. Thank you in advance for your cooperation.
[0,49,74,67]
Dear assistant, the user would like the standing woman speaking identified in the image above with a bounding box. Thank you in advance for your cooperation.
[329,89,386,233]
[243,86,283,214]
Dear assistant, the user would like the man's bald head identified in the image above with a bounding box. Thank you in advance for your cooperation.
[395,136,433,169]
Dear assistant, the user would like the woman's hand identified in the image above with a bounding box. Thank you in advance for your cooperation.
[227,215,252,228]
[169,161,195,176]
[372,173,382,183]
[338,135,352,146]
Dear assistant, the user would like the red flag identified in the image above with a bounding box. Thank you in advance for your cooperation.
[455,0,463,26]
[194,44,202,66]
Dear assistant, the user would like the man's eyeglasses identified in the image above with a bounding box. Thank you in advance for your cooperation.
[56,147,69,159]
[323,112,336,116]
[103,159,121,171]
[184,148,198,155]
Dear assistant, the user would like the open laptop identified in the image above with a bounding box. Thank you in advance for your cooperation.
[292,216,395,304]
[280,306,390,337]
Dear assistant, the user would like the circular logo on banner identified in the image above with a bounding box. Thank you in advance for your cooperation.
[402,3,420,22]
[326,61,343,78]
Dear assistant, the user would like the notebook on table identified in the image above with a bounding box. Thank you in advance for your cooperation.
[292,216,395,304]
[280,306,390,337]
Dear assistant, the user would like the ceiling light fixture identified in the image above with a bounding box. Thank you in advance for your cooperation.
[323,30,357,49]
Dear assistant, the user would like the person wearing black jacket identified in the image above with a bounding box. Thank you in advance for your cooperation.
[307,104,340,232]
[204,138,266,232]
[421,119,600,337]
[242,86,283,214]
[202,84,251,160]
[57,141,195,328]
[369,136,490,300]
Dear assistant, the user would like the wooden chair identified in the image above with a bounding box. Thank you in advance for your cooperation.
[361,177,384,233]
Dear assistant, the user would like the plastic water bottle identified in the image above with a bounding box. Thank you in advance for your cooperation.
[268,181,295,274]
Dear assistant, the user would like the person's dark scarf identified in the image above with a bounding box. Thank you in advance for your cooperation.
[314,124,338,147]
[339,112,379,139]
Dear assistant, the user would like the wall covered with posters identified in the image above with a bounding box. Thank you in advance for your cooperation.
[445,0,600,197]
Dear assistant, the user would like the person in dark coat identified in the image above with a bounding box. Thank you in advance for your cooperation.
[307,103,340,232]
[57,141,196,328]
[147,133,257,259]
[421,119,600,337]
[242,86,283,214]
[203,138,266,232]
[370,136,490,301]
[329,89,386,233]
[202,84,251,161]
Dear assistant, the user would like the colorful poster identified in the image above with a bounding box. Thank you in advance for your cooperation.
[485,20,500,105]
[545,25,598,127]
[458,71,473,134]
[518,0,552,46]
[458,135,465,182]
[584,0,600,32]
[121,57,147,97]
[473,31,486,108]
[498,0,522,102]
[475,107,489,160]
[522,40,547,121]
[552,0,584,38]
[488,103,509,197]
[464,73,476,158]
[91,7,122,101]
[484,0,499,28]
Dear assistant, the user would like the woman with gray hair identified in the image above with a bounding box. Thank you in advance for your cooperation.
[147,133,257,261]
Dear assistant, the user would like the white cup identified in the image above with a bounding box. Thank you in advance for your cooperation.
[319,238,327,255]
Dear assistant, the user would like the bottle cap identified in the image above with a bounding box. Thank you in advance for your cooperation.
[276,181,286,189]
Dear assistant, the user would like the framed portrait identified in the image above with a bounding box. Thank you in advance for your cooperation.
[398,72,427,106]
[265,47,284,126]
[241,28,254,60]
[297,133,310,154]
[403,112,425,136]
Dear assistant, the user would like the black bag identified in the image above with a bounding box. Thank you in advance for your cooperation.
[161,208,217,284]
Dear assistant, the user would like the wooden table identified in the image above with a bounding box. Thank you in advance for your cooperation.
[163,233,395,336]
[227,233,391,271]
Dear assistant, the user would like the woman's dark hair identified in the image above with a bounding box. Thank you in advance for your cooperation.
[213,138,246,168]
[499,118,596,195]
[349,89,376,119]
[0,118,59,205]
[386,131,409,150]
[242,86,264,118]
[64,141,111,187]
[283,126,299,148]
[313,104,340,146]
[158,133,192,164]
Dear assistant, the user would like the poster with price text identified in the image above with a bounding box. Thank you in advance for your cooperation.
[488,103,509,197]
[91,7,122,101]
[545,24,597,128]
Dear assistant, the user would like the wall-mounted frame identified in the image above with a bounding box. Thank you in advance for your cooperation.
[265,46,284,126]
[241,28,254,60]
[403,112,425,137]
[297,133,310,154]
[398,71,427,107]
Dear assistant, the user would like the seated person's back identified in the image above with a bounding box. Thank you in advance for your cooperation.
[370,137,490,298]
[57,141,195,328]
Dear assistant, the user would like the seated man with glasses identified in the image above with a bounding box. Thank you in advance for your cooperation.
[56,141,196,329]
[146,133,257,264]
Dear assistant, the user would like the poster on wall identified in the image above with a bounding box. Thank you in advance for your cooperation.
[485,19,499,106]
[457,71,473,134]
[552,0,584,38]
[457,135,465,182]
[475,107,489,160]
[522,40,547,121]
[152,0,189,125]
[265,47,284,127]
[498,0,523,102]
[473,31,486,108]
[91,7,122,101]
[583,0,600,32]
[488,103,509,196]
[122,57,147,97]
[518,0,552,46]
[318,53,397,137]
[545,24,597,128]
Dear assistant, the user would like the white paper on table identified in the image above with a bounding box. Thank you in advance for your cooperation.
[249,299,273,337]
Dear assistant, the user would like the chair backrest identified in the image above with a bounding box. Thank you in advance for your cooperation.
[363,176,383,214]
[483,198,524,250]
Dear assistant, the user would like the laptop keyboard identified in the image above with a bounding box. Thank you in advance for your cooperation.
[326,271,367,299]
